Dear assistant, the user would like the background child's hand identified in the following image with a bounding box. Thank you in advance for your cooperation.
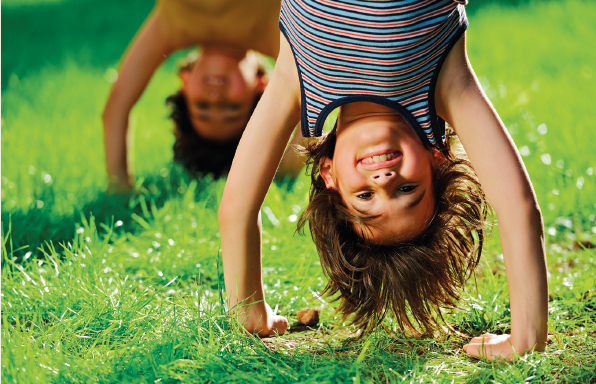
[243,303,288,337]
[107,175,133,194]
[463,333,516,361]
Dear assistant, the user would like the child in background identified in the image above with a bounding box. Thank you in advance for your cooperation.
[218,0,548,361]
[102,0,303,191]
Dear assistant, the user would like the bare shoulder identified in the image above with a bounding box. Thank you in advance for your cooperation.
[271,32,302,107]
[434,33,476,122]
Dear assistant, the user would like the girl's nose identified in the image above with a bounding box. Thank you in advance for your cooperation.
[203,75,228,87]
[371,170,396,186]
[207,90,224,101]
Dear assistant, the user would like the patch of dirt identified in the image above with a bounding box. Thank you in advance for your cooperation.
[572,240,595,250]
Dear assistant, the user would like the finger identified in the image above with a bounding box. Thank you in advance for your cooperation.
[257,315,289,337]
[273,316,289,335]
[470,334,497,343]
[469,336,488,344]
[257,326,276,338]
[464,343,494,360]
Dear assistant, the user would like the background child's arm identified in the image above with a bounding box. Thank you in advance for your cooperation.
[277,126,308,178]
[218,33,301,336]
[436,34,548,360]
[102,9,176,192]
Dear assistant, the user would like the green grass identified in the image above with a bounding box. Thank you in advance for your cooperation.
[2,0,596,382]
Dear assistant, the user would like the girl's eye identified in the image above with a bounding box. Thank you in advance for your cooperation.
[226,104,241,112]
[197,102,209,110]
[398,185,416,193]
[357,192,373,200]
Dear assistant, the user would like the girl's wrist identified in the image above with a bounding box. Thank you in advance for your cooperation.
[510,324,548,354]
[238,300,269,332]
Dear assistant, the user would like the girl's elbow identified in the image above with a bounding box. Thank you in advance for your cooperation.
[101,103,112,126]
[495,193,544,232]
[219,194,260,233]
[519,194,543,224]
[218,193,247,227]
[218,196,235,228]
[102,98,121,128]
[102,84,132,127]
[515,197,545,234]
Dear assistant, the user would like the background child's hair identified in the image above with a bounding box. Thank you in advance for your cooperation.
[166,91,262,179]
[297,127,492,335]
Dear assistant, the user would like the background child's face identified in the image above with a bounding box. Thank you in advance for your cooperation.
[321,104,439,244]
[180,49,266,142]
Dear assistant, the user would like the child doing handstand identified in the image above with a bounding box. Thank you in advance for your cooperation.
[218,0,548,361]
[102,0,304,191]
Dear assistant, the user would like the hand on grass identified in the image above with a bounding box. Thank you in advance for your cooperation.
[243,303,288,337]
[107,175,133,194]
[463,333,516,361]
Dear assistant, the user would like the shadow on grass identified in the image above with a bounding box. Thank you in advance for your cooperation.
[1,166,299,263]
[1,167,208,261]
[2,191,131,259]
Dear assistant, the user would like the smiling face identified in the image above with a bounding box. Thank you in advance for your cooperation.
[180,48,266,142]
[320,102,441,244]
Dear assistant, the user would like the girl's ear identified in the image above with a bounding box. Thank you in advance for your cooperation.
[179,69,190,93]
[319,157,336,189]
[432,148,446,168]
[255,71,268,93]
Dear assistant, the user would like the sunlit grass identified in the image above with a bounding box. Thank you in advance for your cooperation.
[2,0,595,382]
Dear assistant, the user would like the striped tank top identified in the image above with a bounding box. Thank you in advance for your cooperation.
[279,0,468,146]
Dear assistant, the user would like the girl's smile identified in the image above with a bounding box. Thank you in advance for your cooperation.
[359,150,402,169]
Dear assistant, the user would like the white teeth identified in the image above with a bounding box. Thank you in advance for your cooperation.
[364,152,398,164]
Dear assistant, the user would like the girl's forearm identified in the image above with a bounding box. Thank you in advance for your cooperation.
[102,9,174,190]
[219,210,268,325]
[497,204,548,352]
[102,110,131,189]
[219,201,288,336]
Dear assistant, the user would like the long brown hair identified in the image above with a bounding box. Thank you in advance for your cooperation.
[297,127,491,335]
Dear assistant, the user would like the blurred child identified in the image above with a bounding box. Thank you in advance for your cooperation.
[219,0,548,361]
[103,0,303,191]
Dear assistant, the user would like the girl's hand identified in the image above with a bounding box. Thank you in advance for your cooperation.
[243,303,288,337]
[107,174,133,194]
[463,333,516,361]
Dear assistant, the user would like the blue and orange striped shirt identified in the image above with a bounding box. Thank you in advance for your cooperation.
[279,0,468,146]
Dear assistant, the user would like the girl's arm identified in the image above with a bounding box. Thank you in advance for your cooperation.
[436,34,548,360]
[218,33,301,335]
[102,9,177,192]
